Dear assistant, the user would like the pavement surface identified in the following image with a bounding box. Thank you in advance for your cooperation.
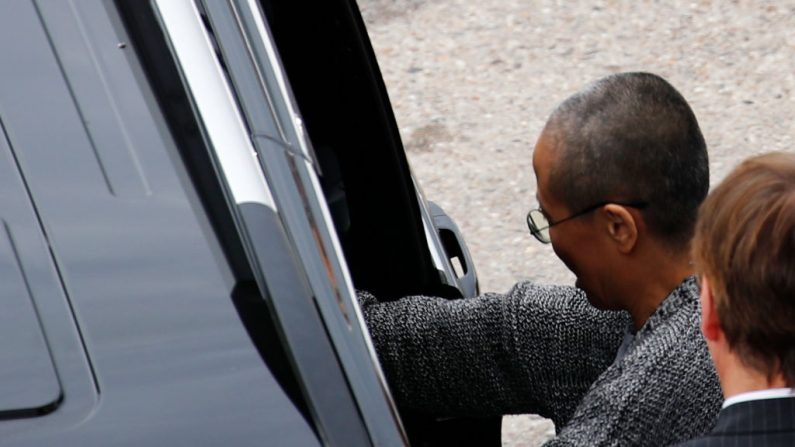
[357,1,795,445]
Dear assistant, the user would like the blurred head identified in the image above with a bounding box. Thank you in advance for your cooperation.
[693,152,795,387]
[533,73,709,308]
[532,72,709,307]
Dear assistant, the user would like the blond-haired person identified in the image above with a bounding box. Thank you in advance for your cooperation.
[679,152,795,446]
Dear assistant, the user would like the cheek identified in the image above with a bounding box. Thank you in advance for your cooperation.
[550,239,579,274]
[552,236,600,292]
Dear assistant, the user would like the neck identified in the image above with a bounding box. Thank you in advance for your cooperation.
[717,353,789,399]
[624,244,694,331]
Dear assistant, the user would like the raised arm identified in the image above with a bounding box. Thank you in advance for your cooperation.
[359,282,630,426]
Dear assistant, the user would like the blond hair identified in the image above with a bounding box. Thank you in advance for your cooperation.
[693,152,795,385]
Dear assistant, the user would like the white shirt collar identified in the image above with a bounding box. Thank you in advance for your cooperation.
[611,324,636,365]
[722,387,795,409]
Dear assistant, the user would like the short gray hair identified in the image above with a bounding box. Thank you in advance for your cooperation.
[544,72,709,249]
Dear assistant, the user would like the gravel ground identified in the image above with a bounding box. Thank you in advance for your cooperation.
[357,1,795,445]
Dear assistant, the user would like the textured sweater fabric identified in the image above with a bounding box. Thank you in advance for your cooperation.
[359,276,722,446]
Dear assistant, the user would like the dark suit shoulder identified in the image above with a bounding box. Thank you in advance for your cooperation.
[677,432,795,447]
[676,397,795,446]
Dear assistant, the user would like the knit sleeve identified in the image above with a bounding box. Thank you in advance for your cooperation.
[358,282,629,424]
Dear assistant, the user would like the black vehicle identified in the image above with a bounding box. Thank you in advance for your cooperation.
[0,0,492,445]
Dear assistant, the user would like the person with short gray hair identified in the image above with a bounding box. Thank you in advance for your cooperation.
[360,72,722,445]
[544,72,709,250]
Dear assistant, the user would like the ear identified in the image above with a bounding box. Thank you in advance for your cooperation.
[602,204,638,254]
[700,276,721,342]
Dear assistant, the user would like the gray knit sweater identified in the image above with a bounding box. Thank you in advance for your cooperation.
[359,277,722,446]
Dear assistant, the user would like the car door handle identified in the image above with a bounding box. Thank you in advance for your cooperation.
[428,201,479,298]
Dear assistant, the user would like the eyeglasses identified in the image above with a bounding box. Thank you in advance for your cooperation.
[526,200,649,244]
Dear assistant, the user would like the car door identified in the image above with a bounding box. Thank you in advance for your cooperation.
[0,0,489,444]
[141,0,410,444]
[0,0,406,445]
[229,0,498,445]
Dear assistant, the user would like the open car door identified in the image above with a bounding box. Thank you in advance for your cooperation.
[230,0,498,444]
